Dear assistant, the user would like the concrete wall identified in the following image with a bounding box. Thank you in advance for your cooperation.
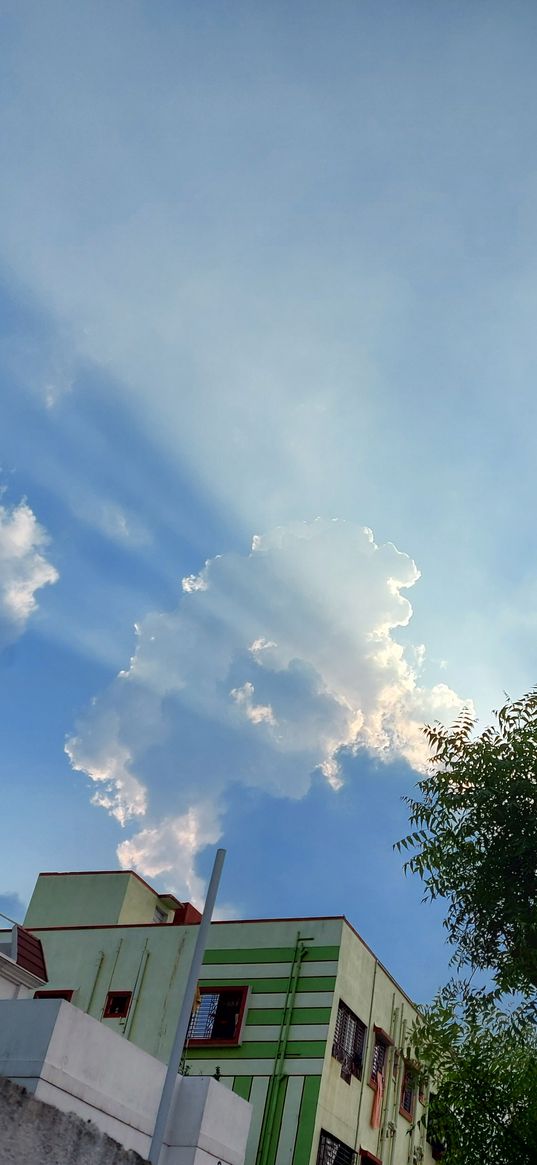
[0,1075,145,1165]
[24,873,131,928]
[0,999,251,1165]
[314,922,433,1165]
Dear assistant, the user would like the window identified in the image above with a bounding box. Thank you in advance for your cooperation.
[317,1130,357,1165]
[34,989,74,1001]
[187,985,248,1046]
[370,1026,393,1085]
[399,1063,416,1120]
[153,904,168,924]
[103,991,132,1019]
[332,1000,367,1082]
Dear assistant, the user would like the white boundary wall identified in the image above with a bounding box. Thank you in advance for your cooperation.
[0,1000,251,1165]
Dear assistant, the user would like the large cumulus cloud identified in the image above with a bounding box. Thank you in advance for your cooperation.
[0,499,58,648]
[66,520,468,900]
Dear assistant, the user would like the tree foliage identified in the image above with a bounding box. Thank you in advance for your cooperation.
[411,990,537,1165]
[396,689,537,994]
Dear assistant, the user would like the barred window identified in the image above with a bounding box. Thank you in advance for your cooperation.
[400,1063,416,1119]
[187,985,248,1045]
[332,1000,367,1083]
[370,1034,388,1083]
[317,1130,357,1165]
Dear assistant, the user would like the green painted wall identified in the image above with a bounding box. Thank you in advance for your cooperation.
[24,874,131,927]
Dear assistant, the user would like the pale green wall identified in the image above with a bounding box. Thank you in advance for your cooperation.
[313,921,433,1165]
[24,874,131,928]
[118,875,165,924]
[30,924,197,1059]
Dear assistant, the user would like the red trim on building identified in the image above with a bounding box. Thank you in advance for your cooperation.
[373,1024,394,1046]
[359,1150,382,1165]
[34,989,73,1001]
[15,928,48,980]
[173,903,202,925]
[103,990,132,1019]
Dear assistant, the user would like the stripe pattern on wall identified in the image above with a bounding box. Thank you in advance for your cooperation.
[185,941,338,1165]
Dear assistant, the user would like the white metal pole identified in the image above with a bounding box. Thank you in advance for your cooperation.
[148,848,226,1165]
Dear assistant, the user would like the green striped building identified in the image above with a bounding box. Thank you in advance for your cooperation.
[23,871,436,1165]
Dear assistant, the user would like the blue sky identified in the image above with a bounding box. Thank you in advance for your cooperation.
[1,1,536,1002]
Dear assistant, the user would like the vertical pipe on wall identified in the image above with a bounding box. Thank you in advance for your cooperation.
[377,993,396,1160]
[85,950,105,1015]
[124,941,150,1039]
[354,955,378,1153]
[256,931,309,1165]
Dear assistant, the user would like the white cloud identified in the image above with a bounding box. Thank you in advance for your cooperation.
[116,803,221,906]
[0,499,58,647]
[66,519,471,898]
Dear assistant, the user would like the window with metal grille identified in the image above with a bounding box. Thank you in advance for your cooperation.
[370,1034,388,1083]
[317,1130,357,1165]
[187,985,248,1046]
[332,1000,367,1082]
[399,1064,416,1120]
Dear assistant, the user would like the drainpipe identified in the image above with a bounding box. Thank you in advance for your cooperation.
[256,932,309,1165]
[354,956,378,1154]
[148,848,226,1165]
[99,932,122,1015]
[86,951,105,1015]
[387,1009,405,1165]
[376,994,397,1161]
[124,940,150,1039]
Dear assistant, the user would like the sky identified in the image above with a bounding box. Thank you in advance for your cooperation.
[1,0,536,1003]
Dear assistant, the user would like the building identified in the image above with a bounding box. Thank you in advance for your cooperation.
[23,871,435,1165]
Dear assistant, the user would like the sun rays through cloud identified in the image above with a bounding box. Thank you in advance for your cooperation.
[66,519,469,901]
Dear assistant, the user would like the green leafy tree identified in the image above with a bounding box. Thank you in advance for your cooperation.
[411,992,537,1165]
[396,689,537,995]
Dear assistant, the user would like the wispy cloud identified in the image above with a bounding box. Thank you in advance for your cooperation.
[0,498,58,648]
[66,519,469,900]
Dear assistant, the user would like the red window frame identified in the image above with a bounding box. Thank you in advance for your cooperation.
[369,1025,394,1088]
[103,990,132,1019]
[187,984,249,1047]
[34,989,74,1001]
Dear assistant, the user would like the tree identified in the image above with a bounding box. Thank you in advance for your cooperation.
[396,688,537,996]
[411,991,537,1165]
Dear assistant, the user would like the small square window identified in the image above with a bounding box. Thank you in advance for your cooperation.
[153,904,168,924]
[34,989,74,1002]
[187,985,248,1046]
[103,991,132,1019]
